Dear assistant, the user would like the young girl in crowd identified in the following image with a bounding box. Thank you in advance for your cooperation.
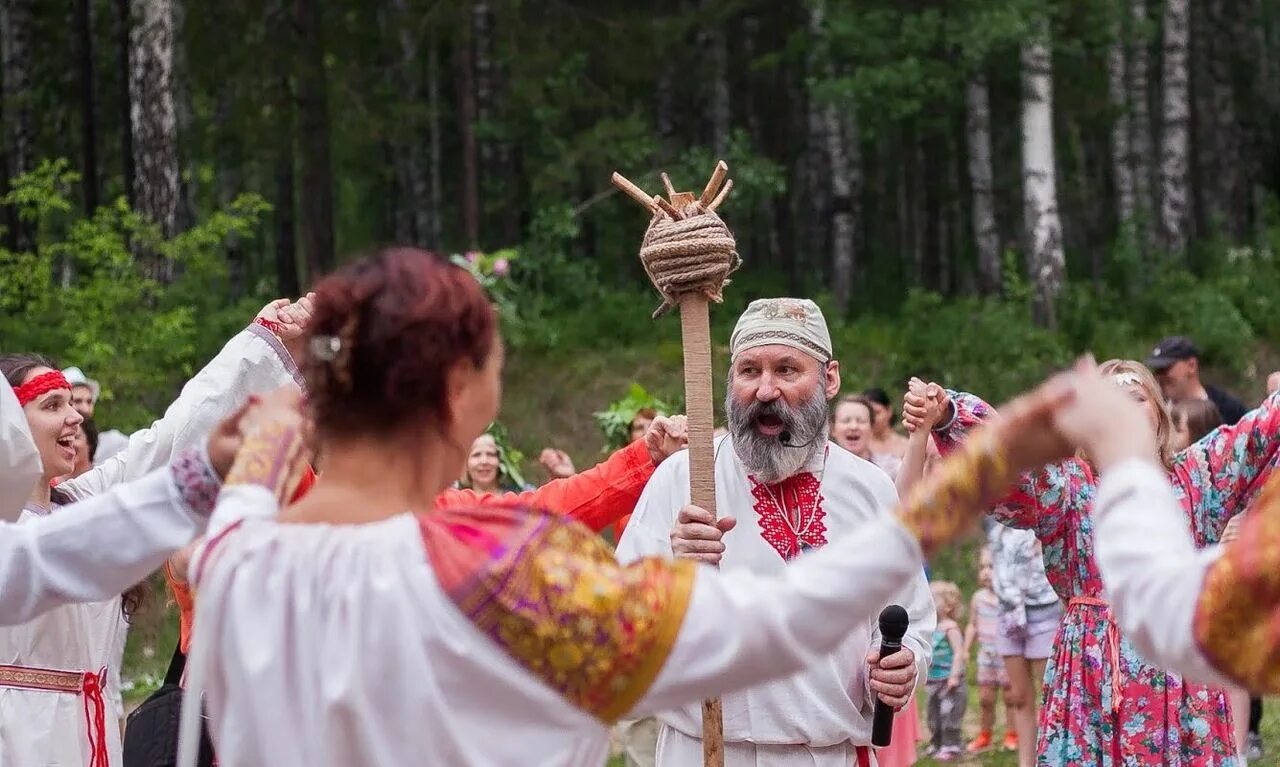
[965,548,1013,754]
[926,581,968,762]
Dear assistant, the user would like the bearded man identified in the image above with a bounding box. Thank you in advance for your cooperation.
[616,298,934,767]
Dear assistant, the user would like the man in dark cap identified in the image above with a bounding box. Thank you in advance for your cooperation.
[1146,336,1249,425]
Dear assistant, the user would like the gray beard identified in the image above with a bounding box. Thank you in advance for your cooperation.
[726,385,829,484]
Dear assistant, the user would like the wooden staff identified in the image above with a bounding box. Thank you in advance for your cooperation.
[611,164,733,767]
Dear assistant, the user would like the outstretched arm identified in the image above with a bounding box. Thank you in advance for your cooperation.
[437,416,688,532]
[0,448,220,625]
[60,298,312,501]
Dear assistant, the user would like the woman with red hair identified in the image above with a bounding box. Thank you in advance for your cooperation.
[177,246,1083,767]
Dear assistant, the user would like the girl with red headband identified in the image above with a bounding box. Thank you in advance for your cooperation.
[0,296,312,767]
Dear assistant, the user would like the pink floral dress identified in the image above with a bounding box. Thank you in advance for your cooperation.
[933,388,1280,766]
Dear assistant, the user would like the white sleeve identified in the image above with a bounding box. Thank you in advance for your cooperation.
[0,461,216,626]
[190,485,282,585]
[616,453,689,563]
[1093,459,1230,687]
[632,516,926,716]
[0,376,41,522]
[864,474,934,690]
[59,325,302,501]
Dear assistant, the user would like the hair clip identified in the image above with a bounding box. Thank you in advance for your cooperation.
[1112,372,1142,387]
[309,335,342,361]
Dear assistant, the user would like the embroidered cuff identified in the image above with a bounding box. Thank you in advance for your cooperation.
[225,420,308,504]
[897,426,1009,558]
[170,446,222,517]
[246,322,307,391]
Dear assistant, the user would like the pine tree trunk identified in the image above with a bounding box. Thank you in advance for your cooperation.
[169,0,195,231]
[1206,0,1245,238]
[129,0,181,278]
[966,73,1001,294]
[472,2,493,193]
[268,0,298,295]
[1129,0,1157,252]
[389,0,431,246]
[116,0,135,209]
[75,0,100,214]
[458,22,481,249]
[701,0,730,155]
[1,0,33,250]
[1107,30,1136,228]
[804,0,831,286]
[1021,22,1066,328]
[826,104,859,314]
[294,0,335,276]
[427,29,443,250]
[1159,0,1192,255]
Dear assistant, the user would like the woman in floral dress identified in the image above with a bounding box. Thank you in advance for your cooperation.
[908,359,1280,766]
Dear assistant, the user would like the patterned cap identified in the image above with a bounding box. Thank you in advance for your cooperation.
[729,298,833,363]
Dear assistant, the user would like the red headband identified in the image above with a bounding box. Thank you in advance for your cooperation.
[14,371,71,406]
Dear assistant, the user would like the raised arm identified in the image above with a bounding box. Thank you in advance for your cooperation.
[1177,387,1280,540]
[60,299,311,501]
[0,448,220,625]
[0,376,40,521]
[436,417,687,532]
[921,386,1079,539]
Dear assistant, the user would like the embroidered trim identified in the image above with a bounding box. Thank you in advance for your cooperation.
[225,420,308,505]
[170,447,222,517]
[1194,473,1280,693]
[422,506,696,723]
[246,322,307,391]
[0,664,110,767]
[732,330,831,361]
[897,425,1010,558]
[750,472,827,560]
[14,371,71,406]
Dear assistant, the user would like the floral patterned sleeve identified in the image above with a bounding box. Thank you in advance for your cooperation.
[933,389,1077,540]
[1176,388,1280,541]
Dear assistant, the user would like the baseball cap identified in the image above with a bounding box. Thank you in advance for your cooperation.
[61,367,101,399]
[1145,336,1199,371]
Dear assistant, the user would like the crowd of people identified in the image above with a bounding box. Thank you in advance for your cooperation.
[0,247,1279,767]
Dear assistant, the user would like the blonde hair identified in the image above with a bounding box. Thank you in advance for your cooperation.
[1096,359,1176,469]
[931,580,963,621]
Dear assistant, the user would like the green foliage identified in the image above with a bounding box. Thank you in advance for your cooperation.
[481,421,528,490]
[0,161,269,430]
[593,383,675,452]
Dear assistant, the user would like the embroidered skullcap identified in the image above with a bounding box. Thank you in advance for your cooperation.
[729,298,833,363]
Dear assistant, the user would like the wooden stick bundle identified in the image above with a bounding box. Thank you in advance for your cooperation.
[611,162,734,767]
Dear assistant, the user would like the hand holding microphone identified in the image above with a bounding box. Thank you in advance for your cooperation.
[869,605,915,747]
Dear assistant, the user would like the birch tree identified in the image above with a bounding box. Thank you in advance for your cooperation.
[1159,0,1192,254]
[966,73,1001,293]
[1021,16,1065,327]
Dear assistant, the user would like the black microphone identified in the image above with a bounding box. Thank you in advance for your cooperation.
[870,604,910,748]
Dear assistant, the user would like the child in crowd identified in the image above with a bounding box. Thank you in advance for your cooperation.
[926,581,968,762]
[965,549,1015,754]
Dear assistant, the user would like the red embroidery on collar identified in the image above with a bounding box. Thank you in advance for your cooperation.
[750,472,828,561]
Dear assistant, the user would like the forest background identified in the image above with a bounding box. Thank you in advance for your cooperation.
[3,0,1280,754]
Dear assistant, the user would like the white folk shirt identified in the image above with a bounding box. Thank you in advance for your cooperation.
[182,469,933,767]
[1092,459,1229,687]
[0,377,40,522]
[0,325,298,767]
[615,437,935,766]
